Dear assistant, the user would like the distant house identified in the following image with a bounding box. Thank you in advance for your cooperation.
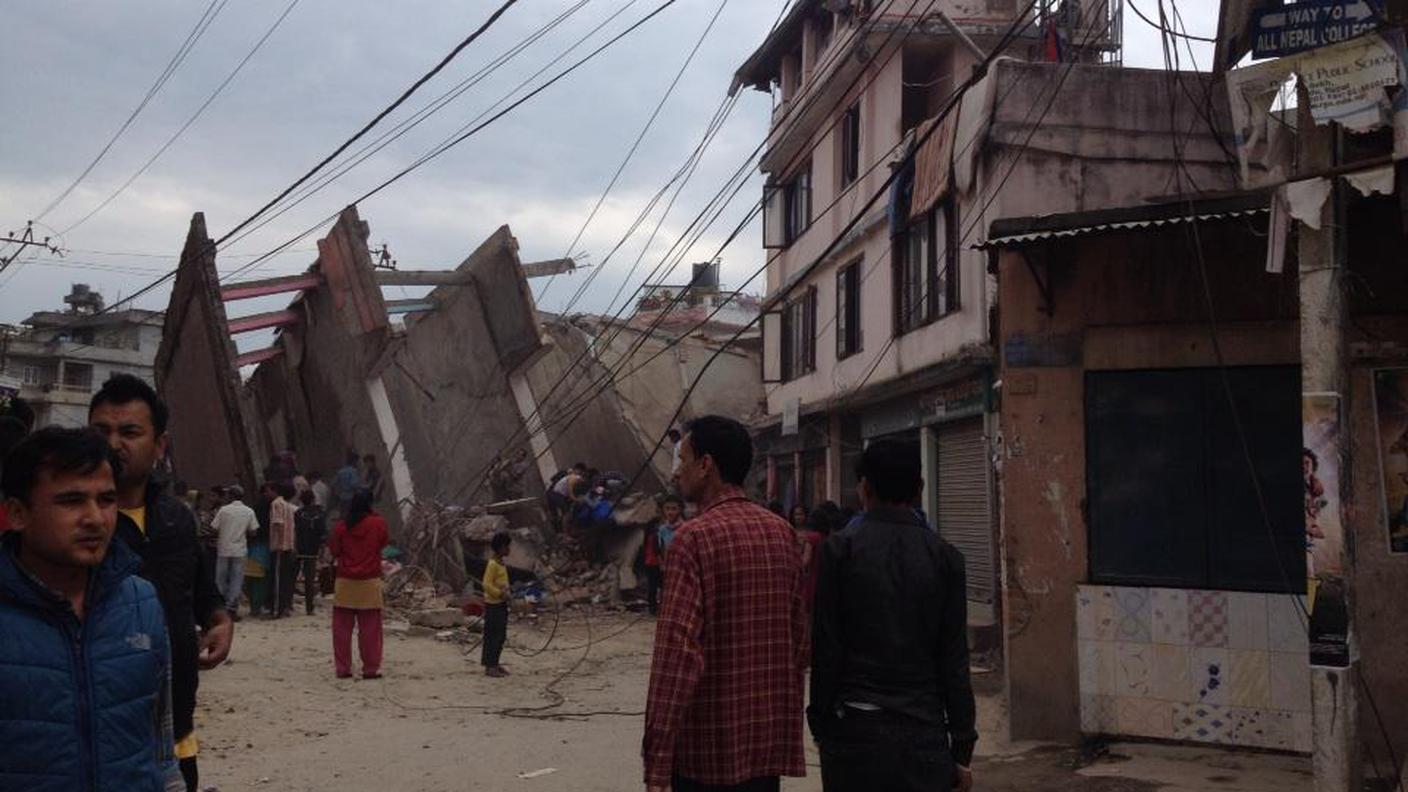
[0,284,162,428]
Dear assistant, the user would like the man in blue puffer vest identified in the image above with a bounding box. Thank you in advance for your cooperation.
[0,427,184,792]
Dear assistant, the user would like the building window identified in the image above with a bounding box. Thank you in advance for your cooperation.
[815,11,835,61]
[1086,367,1305,592]
[22,365,41,386]
[780,286,817,381]
[840,102,860,187]
[893,201,958,335]
[784,162,812,244]
[836,260,861,359]
[62,362,94,391]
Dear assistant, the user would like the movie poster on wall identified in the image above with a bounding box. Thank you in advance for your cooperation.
[1303,393,1349,667]
[1373,368,1408,554]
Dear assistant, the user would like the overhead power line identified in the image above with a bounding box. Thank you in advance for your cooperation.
[59,0,304,235]
[33,0,229,221]
[217,0,522,248]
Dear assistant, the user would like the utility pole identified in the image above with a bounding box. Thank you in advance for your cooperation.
[1296,85,1360,792]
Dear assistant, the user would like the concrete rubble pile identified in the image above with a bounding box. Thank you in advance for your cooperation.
[385,493,664,629]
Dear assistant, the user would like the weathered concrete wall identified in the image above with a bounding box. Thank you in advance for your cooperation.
[997,221,1295,742]
[526,319,664,491]
[381,226,536,505]
[590,322,764,482]
[155,214,258,494]
[244,207,399,526]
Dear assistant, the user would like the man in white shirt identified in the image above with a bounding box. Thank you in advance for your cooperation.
[308,471,331,509]
[211,486,258,619]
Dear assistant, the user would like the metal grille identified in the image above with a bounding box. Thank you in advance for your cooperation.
[937,419,995,604]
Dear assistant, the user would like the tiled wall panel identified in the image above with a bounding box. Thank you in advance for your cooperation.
[1077,584,1311,753]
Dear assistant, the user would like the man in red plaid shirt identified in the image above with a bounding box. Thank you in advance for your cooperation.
[643,415,807,792]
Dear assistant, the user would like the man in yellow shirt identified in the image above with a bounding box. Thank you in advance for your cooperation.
[481,532,512,678]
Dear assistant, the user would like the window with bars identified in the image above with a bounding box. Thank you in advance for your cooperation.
[780,286,817,382]
[836,259,861,359]
[894,200,958,335]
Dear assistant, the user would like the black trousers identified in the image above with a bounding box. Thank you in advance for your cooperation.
[817,708,955,792]
[671,775,779,792]
[481,602,508,668]
[179,756,198,792]
[299,556,318,614]
[645,566,663,614]
[271,550,297,616]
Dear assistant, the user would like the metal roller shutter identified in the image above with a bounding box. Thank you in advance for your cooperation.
[937,419,995,605]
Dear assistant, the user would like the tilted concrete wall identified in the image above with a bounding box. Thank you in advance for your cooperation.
[155,214,259,494]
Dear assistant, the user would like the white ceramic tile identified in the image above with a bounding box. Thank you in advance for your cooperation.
[1079,639,1117,697]
[1149,644,1192,702]
[1077,586,1116,641]
[1267,594,1310,654]
[1150,588,1189,645]
[1227,650,1270,708]
[1226,707,1295,750]
[1268,651,1311,713]
[1113,587,1153,643]
[1190,647,1230,705]
[1188,590,1230,648]
[1115,642,1152,697]
[1226,591,1270,651]
[1173,702,1232,744]
[1081,694,1117,733]
[1117,696,1174,739]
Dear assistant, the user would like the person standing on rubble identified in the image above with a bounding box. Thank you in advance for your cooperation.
[328,488,388,679]
[294,489,328,616]
[269,483,298,619]
[643,416,807,792]
[808,438,977,792]
[89,374,232,792]
[211,485,257,619]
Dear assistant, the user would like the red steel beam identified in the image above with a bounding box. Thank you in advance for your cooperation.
[227,309,300,335]
[234,346,283,368]
[219,273,322,302]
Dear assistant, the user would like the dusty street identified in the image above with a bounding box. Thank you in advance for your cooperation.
[194,606,1314,792]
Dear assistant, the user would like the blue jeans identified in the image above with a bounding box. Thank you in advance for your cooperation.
[215,556,245,612]
[817,708,955,792]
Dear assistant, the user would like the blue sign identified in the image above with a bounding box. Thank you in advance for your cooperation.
[1252,0,1382,58]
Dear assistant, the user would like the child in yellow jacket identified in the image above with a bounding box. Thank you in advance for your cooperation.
[481,532,511,677]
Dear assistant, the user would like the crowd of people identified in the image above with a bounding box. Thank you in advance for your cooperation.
[0,376,975,792]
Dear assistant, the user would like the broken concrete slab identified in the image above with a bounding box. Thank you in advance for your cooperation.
[408,608,468,629]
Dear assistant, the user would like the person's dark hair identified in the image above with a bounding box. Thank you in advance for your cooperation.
[490,531,512,553]
[345,451,359,466]
[0,416,28,462]
[808,501,842,536]
[856,438,922,504]
[299,489,316,507]
[667,428,681,442]
[790,503,808,522]
[662,494,684,508]
[2,395,35,431]
[278,482,295,500]
[89,373,168,434]
[683,415,752,486]
[261,481,278,495]
[345,488,374,529]
[572,462,586,472]
[1303,448,1319,471]
[1,427,121,505]
[309,471,323,482]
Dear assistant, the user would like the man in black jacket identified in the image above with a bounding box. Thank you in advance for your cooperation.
[90,375,233,792]
[808,437,976,792]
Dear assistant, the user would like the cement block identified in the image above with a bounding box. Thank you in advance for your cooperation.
[408,608,468,629]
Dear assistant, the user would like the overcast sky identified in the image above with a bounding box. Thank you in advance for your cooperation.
[0,0,1216,354]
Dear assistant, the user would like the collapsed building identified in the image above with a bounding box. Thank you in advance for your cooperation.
[155,206,763,591]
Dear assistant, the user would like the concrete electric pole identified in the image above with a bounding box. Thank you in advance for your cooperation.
[1296,86,1361,792]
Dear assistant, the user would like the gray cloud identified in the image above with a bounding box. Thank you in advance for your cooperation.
[1,0,1217,337]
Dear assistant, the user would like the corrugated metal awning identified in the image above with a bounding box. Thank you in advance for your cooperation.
[974,194,1270,250]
